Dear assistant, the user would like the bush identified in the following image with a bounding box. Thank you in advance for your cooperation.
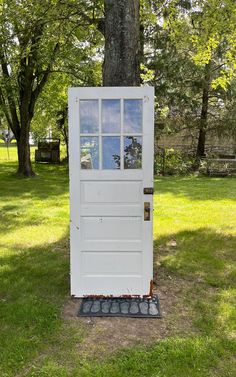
[154,148,194,175]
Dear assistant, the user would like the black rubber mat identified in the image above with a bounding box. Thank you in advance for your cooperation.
[78,295,162,318]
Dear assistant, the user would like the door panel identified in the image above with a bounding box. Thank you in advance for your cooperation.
[81,181,142,203]
[80,240,142,252]
[81,251,142,275]
[69,86,154,297]
[80,276,143,296]
[81,217,142,240]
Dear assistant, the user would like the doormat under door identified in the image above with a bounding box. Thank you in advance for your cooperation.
[78,295,161,318]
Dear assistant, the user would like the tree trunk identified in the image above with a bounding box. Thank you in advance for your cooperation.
[196,127,206,158]
[103,0,140,86]
[16,126,35,177]
[63,126,69,161]
[139,23,145,83]
[193,62,211,170]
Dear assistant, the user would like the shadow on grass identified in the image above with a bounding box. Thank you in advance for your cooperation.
[0,203,44,236]
[0,231,70,375]
[154,227,236,287]
[154,227,236,337]
[154,176,236,201]
[0,162,69,200]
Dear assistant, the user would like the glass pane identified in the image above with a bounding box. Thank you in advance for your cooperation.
[80,100,99,133]
[102,137,120,169]
[102,100,121,133]
[124,99,142,133]
[80,137,99,169]
[124,136,142,169]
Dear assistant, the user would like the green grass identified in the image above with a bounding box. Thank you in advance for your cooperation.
[0,141,67,162]
[0,142,35,162]
[0,150,235,376]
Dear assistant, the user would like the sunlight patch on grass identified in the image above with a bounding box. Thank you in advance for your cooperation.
[154,176,236,239]
[216,289,236,338]
[75,337,236,377]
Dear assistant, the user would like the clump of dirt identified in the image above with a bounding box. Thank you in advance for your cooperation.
[62,268,197,360]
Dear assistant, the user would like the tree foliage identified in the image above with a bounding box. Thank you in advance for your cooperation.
[0,0,103,175]
[0,0,235,176]
[143,0,236,162]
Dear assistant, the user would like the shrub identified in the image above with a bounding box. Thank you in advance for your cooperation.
[154,148,194,175]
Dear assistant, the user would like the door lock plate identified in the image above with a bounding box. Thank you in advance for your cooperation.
[143,187,154,195]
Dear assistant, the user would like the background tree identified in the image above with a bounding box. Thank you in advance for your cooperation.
[144,0,236,167]
[1,0,235,177]
[32,52,102,160]
[0,0,102,176]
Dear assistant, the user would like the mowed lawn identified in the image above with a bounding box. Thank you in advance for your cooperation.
[0,148,235,377]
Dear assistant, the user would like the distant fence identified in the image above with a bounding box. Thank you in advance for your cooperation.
[154,144,236,175]
[156,144,236,155]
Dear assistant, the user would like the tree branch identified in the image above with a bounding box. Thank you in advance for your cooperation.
[0,86,13,128]
[29,42,60,118]
[0,49,20,137]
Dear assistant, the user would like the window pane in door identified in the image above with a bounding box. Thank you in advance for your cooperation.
[80,137,99,169]
[124,99,142,133]
[80,100,99,133]
[124,136,142,169]
[102,100,121,133]
[102,136,120,169]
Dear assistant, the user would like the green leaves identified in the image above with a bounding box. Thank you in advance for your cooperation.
[164,0,236,89]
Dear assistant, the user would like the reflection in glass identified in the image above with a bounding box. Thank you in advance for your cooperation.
[102,100,121,133]
[80,137,99,169]
[102,137,120,169]
[124,136,142,169]
[124,99,142,133]
[80,100,99,133]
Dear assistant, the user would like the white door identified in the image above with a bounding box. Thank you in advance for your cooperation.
[69,87,154,297]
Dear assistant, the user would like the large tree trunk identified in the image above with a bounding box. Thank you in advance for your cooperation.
[16,123,35,177]
[103,0,140,86]
[193,62,211,170]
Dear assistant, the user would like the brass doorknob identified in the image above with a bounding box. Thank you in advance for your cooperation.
[144,202,151,221]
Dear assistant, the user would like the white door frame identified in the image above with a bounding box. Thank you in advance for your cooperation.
[68,86,154,297]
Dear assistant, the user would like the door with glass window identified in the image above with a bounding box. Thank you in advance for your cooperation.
[69,87,154,297]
